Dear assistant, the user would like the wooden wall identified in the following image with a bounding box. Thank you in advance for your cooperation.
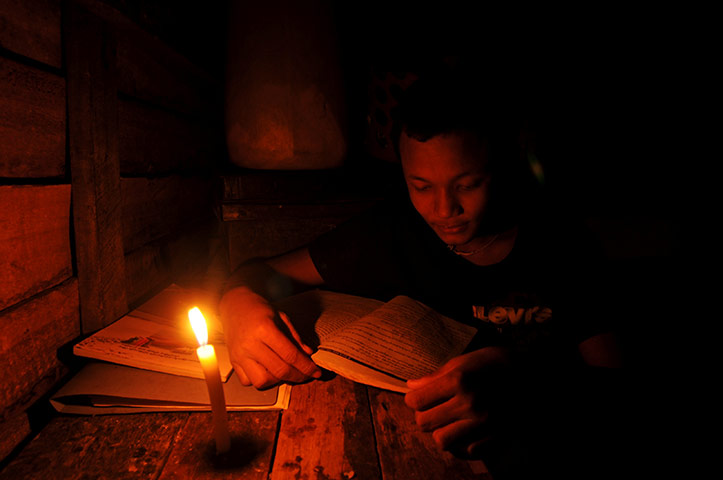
[0,0,223,462]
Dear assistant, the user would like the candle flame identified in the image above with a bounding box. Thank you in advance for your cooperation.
[188,307,208,346]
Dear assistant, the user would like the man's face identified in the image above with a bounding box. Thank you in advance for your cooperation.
[400,131,491,246]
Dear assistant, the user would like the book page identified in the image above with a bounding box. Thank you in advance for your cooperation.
[275,290,383,349]
[73,286,232,381]
[317,295,477,381]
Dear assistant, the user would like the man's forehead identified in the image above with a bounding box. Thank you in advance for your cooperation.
[400,132,489,173]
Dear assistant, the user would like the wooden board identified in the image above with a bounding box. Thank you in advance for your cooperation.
[118,98,217,175]
[0,279,79,462]
[124,221,215,309]
[121,176,212,253]
[116,23,218,117]
[367,387,488,479]
[0,57,65,178]
[0,279,79,413]
[64,1,128,332]
[221,202,375,222]
[0,413,30,465]
[158,412,280,480]
[270,375,380,480]
[225,218,338,270]
[221,170,392,204]
[0,414,189,480]
[0,0,62,68]
[0,185,72,311]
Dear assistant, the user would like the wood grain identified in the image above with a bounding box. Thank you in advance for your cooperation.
[64,1,128,332]
[0,279,79,462]
[367,387,489,479]
[121,176,212,253]
[0,414,189,480]
[0,412,30,465]
[158,412,280,480]
[0,57,65,178]
[124,220,215,309]
[0,279,79,412]
[116,22,217,117]
[118,98,216,175]
[0,0,62,68]
[221,202,375,222]
[270,376,380,480]
[0,185,72,311]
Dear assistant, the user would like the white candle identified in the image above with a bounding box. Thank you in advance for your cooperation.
[189,307,231,454]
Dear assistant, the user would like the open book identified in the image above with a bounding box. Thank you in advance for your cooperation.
[276,290,478,393]
[61,284,292,413]
[73,284,232,381]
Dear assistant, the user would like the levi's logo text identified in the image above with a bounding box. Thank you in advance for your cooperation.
[472,305,552,326]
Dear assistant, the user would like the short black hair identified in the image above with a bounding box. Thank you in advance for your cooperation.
[394,67,522,166]
[395,67,540,229]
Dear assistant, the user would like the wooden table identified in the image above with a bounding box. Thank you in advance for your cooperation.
[0,374,490,479]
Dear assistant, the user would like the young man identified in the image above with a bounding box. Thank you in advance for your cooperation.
[220,70,623,477]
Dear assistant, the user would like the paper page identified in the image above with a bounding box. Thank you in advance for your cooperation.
[73,314,232,381]
[275,290,383,349]
[50,363,290,414]
[318,295,477,381]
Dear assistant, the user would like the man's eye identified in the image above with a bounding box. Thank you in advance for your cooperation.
[457,183,479,191]
[413,184,431,192]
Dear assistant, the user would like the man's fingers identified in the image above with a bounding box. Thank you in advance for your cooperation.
[238,356,280,389]
[232,361,252,386]
[414,395,486,432]
[405,371,459,411]
[248,340,317,384]
[261,325,321,378]
[432,418,486,452]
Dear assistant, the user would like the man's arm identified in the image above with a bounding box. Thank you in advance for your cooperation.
[219,247,325,388]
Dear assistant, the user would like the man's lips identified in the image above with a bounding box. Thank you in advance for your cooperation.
[434,222,469,234]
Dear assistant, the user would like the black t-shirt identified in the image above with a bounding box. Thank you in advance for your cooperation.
[309,198,611,367]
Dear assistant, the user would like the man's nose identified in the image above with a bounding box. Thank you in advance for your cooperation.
[435,190,461,218]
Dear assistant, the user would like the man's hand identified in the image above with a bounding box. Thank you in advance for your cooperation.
[219,287,322,389]
[404,347,511,458]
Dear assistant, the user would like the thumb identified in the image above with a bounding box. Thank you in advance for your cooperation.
[407,356,460,389]
[407,366,447,389]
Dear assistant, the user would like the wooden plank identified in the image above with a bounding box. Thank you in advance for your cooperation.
[66,0,218,117]
[221,170,394,204]
[64,1,128,332]
[121,176,212,253]
[222,201,376,222]
[116,22,218,117]
[224,209,371,270]
[158,411,280,480]
[0,414,189,480]
[270,376,380,480]
[124,244,168,309]
[124,220,215,309]
[0,413,30,464]
[367,387,487,479]
[118,98,216,175]
[0,279,79,414]
[0,279,79,461]
[0,57,65,177]
[0,0,62,68]
[0,185,72,311]
[221,171,362,203]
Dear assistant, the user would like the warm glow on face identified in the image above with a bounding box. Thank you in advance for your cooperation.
[400,132,491,247]
[188,307,208,346]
